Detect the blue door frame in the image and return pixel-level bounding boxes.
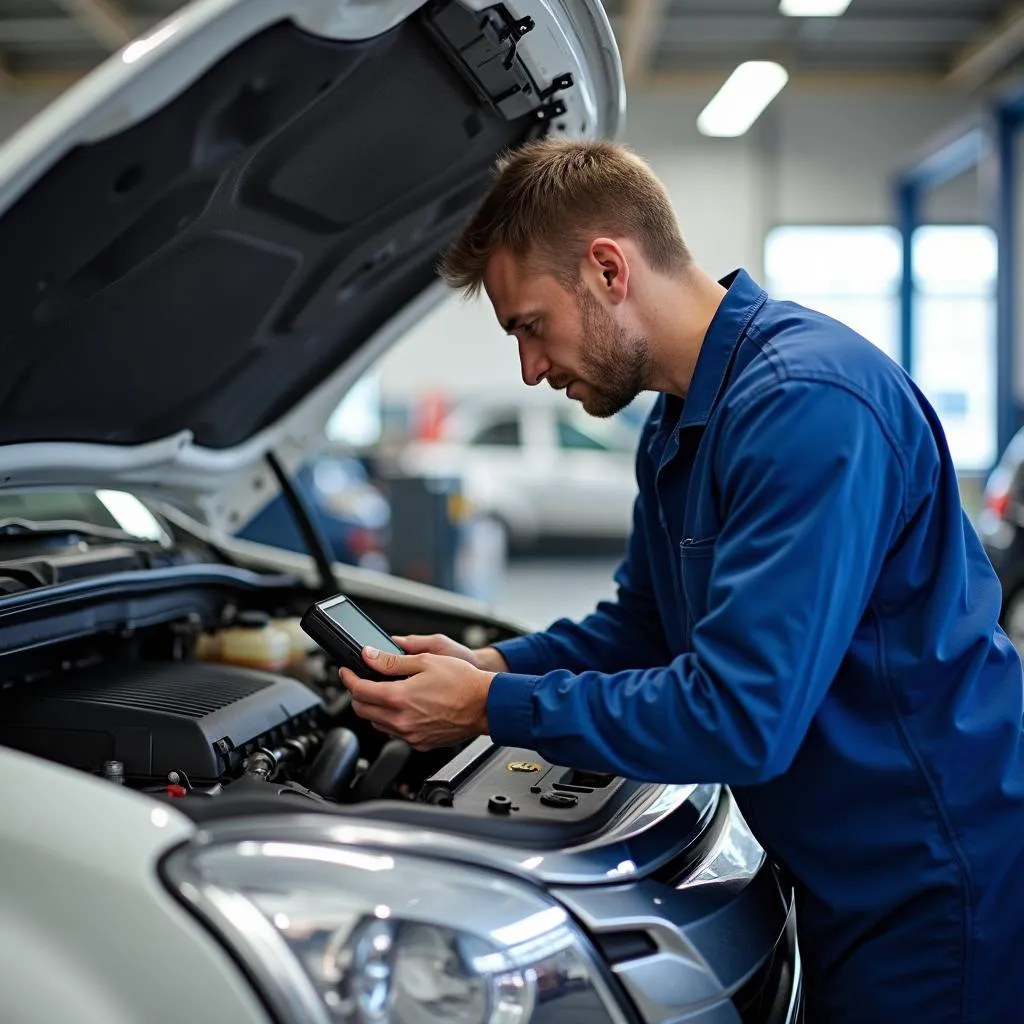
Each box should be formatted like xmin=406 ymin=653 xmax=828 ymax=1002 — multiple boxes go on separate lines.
xmin=895 ymin=98 xmax=1023 ymax=463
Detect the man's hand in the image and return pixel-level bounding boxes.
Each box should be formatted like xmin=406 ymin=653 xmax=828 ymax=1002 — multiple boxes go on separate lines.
xmin=339 ymin=646 xmax=496 ymax=751
xmin=392 ymin=634 xmax=509 ymax=673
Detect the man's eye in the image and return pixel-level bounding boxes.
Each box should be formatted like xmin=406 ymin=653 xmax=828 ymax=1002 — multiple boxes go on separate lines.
xmin=522 ymin=322 xmax=538 ymax=337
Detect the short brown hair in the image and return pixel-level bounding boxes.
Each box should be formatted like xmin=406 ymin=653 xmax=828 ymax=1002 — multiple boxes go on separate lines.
xmin=438 ymin=138 xmax=690 ymax=297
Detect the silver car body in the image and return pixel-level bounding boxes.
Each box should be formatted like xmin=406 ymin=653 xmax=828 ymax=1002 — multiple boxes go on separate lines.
xmin=0 ymin=745 xmax=271 ymax=1024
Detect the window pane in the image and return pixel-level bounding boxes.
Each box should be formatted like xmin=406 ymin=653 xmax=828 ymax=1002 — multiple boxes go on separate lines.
xmin=764 ymin=225 xmax=901 ymax=361
xmin=471 ymin=419 xmax=520 ymax=447
xmin=765 ymin=226 xmax=902 ymax=296
xmin=913 ymin=295 xmax=997 ymax=472
xmin=910 ymin=225 xmax=997 ymax=472
xmin=913 ymin=226 xmax=997 ymax=296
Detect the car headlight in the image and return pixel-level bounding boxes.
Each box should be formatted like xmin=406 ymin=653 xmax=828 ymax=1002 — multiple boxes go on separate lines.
xmin=163 ymin=839 xmax=626 ymax=1024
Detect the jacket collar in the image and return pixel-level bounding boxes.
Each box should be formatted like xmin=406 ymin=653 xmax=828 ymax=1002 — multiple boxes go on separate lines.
xmin=679 ymin=268 xmax=767 ymax=429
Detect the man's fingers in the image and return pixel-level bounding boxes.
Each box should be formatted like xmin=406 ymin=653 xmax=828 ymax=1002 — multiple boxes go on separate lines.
xmin=391 ymin=634 xmax=447 ymax=655
xmin=339 ymin=668 xmax=401 ymax=708
xmin=351 ymin=698 xmax=399 ymax=733
xmin=351 ymin=698 xmax=416 ymax=744
xmin=362 ymin=646 xmax=425 ymax=676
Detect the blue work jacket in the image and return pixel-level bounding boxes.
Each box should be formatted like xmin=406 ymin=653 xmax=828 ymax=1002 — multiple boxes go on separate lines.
xmin=488 ymin=269 xmax=1024 ymax=1023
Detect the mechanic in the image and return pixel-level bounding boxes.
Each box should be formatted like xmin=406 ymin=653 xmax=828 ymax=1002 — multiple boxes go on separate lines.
xmin=340 ymin=139 xmax=1024 ymax=1023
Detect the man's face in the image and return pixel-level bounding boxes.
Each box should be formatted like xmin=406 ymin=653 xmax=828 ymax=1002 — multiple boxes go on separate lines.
xmin=482 ymin=247 xmax=649 ymax=419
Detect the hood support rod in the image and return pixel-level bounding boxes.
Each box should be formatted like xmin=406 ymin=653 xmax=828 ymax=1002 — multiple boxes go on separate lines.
xmin=265 ymin=451 xmax=337 ymax=599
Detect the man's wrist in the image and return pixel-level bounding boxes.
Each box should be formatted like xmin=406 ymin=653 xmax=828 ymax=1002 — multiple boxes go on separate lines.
xmin=474 ymin=646 xmax=509 ymax=672
xmin=475 ymin=670 xmax=496 ymax=735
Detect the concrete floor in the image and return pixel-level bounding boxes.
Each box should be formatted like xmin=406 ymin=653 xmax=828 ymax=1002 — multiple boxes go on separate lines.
xmin=494 ymin=555 xmax=621 ymax=631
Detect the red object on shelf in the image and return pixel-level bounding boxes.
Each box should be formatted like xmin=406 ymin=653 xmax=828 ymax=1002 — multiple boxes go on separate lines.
xmin=414 ymin=392 xmax=449 ymax=441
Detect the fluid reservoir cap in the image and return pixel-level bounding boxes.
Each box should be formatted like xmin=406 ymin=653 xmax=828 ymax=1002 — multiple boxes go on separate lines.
xmin=487 ymin=794 xmax=513 ymax=815
xmin=540 ymin=790 xmax=578 ymax=809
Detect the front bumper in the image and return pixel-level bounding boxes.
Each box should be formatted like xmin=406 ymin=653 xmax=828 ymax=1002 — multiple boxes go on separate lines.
xmin=555 ymin=788 xmax=801 ymax=1024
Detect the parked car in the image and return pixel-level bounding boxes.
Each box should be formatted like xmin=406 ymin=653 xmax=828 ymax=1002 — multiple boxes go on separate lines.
xmin=400 ymin=396 xmax=648 ymax=550
xmin=237 ymin=454 xmax=390 ymax=570
xmin=979 ymin=428 xmax=1024 ymax=650
xmin=0 ymin=3 xmax=801 ymax=1023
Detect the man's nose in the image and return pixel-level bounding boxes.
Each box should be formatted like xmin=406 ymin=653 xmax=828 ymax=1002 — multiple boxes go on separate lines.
xmin=518 ymin=339 xmax=551 ymax=387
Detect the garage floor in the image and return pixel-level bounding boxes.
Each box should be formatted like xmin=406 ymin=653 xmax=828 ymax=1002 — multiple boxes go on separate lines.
xmin=495 ymin=555 xmax=621 ymax=631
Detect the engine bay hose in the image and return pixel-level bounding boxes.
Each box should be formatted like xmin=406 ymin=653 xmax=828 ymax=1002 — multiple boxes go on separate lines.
xmin=305 ymin=727 xmax=361 ymax=800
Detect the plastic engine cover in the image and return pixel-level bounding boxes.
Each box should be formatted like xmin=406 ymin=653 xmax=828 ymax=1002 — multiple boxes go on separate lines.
xmin=0 ymin=661 xmax=322 ymax=783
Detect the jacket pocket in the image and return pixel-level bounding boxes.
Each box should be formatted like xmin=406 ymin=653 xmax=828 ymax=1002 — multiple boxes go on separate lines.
xmin=680 ymin=535 xmax=718 ymax=622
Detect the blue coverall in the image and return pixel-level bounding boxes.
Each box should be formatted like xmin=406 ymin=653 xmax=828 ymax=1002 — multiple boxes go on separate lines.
xmin=487 ymin=270 xmax=1024 ymax=1022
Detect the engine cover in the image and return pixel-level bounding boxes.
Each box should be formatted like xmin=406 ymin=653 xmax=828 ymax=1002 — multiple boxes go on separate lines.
xmin=0 ymin=661 xmax=322 ymax=783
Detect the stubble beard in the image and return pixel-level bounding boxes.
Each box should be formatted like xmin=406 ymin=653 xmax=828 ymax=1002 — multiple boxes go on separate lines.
xmin=573 ymin=288 xmax=651 ymax=418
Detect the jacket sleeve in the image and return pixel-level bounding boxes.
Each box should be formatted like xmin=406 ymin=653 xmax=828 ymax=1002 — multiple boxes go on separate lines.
xmin=486 ymin=379 xmax=907 ymax=785
xmin=492 ymin=415 xmax=673 ymax=677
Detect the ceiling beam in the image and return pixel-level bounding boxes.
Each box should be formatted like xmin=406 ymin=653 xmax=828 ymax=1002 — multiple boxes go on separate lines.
xmin=947 ymin=3 xmax=1024 ymax=90
xmin=619 ymin=0 xmax=669 ymax=86
xmin=49 ymin=0 xmax=134 ymax=51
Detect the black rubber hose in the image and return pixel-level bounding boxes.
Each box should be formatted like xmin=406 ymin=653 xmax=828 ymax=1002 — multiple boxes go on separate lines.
xmin=305 ymin=728 xmax=361 ymax=801
xmin=354 ymin=739 xmax=412 ymax=802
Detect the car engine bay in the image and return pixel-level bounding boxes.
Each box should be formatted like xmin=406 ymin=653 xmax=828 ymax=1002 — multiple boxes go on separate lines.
xmin=0 ymin=578 xmax=640 ymax=838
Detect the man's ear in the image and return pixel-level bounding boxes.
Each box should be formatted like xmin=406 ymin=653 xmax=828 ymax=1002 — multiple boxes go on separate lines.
xmin=585 ymin=238 xmax=629 ymax=304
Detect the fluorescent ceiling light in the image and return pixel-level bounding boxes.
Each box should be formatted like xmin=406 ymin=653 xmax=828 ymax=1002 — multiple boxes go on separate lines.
xmin=697 ymin=61 xmax=789 ymax=138
xmin=779 ymin=0 xmax=852 ymax=15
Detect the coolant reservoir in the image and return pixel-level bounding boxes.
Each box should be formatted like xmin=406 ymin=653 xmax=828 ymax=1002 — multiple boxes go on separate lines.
xmin=193 ymin=631 xmax=222 ymax=662
xmin=271 ymin=616 xmax=318 ymax=681
xmin=218 ymin=611 xmax=291 ymax=673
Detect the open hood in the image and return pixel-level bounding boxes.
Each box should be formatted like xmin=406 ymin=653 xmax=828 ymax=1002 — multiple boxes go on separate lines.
xmin=0 ymin=0 xmax=623 ymax=532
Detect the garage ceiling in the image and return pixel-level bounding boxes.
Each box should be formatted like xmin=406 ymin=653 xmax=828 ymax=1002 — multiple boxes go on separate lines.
xmin=607 ymin=0 xmax=1023 ymax=88
xmin=0 ymin=0 xmax=1019 ymax=94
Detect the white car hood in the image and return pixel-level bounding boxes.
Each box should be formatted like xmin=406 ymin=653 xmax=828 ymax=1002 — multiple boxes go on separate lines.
xmin=0 ymin=0 xmax=623 ymax=533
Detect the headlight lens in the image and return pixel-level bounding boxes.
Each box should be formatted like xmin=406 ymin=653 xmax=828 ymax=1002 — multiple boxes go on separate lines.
xmin=164 ymin=838 xmax=624 ymax=1024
